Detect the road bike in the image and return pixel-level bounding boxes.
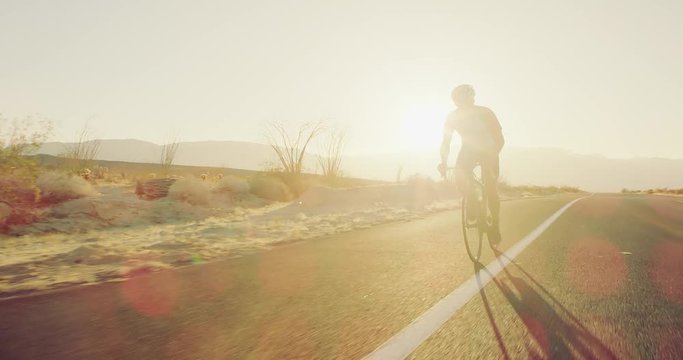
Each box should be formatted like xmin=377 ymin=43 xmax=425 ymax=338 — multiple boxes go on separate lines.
xmin=447 ymin=164 xmax=495 ymax=262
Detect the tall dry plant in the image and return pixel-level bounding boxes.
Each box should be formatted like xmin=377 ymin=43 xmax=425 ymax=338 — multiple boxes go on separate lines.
xmin=396 ymin=165 xmax=404 ymax=183
xmin=160 ymin=137 xmax=180 ymax=172
xmin=266 ymin=121 xmax=323 ymax=174
xmin=63 ymin=124 xmax=100 ymax=171
xmin=317 ymin=128 xmax=346 ymax=178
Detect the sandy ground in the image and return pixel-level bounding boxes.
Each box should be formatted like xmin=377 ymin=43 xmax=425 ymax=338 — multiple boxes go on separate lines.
xmin=0 ymin=182 xmax=460 ymax=296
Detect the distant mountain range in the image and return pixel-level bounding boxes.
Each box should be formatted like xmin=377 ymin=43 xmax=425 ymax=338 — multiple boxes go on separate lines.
xmin=343 ymin=148 xmax=683 ymax=192
xmin=36 ymin=139 xmax=683 ymax=192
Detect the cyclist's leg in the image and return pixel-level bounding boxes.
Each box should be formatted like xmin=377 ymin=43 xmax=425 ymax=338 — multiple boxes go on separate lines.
xmin=483 ymin=154 xmax=501 ymax=245
xmin=456 ymin=149 xmax=481 ymax=224
xmin=483 ymin=155 xmax=500 ymax=224
xmin=454 ymin=148 xmax=477 ymax=197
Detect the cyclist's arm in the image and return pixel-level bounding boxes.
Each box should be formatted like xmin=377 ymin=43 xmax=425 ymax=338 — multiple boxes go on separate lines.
xmin=487 ymin=109 xmax=504 ymax=153
xmin=440 ymin=118 xmax=456 ymax=169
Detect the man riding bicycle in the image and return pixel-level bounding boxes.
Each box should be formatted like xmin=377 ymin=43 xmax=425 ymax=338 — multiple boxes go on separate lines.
xmin=438 ymin=84 xmax=505 ymax=245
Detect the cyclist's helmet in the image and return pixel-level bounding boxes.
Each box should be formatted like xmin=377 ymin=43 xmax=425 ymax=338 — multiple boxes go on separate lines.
xmin=451 ymin=84 xmax=475 ymax=104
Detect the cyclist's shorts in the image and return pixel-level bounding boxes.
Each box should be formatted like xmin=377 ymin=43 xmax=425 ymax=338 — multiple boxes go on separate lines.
xmin=455 ymin=147 xmax=500 ymax=181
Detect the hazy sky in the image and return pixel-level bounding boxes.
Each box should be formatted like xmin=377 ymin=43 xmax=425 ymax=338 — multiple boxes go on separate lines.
xmin=1 ymin=0 xmax=682 ymax=157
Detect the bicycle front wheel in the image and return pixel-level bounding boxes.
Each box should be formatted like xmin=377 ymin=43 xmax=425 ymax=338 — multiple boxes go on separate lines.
xmin=461 ymin=195 xmax=483 ymax=262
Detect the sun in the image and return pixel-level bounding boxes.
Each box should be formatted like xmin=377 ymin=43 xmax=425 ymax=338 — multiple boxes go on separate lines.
xmin=400 ymin=103 xmax=451 ymax=151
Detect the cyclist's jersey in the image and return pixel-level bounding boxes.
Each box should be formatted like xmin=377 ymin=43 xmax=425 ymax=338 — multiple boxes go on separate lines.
xmin=444 ymin=105 xmax=502 ymax=154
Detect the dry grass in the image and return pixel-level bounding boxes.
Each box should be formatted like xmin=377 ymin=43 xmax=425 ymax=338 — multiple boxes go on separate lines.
xmin=36 ymin=171 xmax=98 ymax=205
xmin=266 ymin=120 xmax=323 ymax=175
xmin=2 ymin=169 xmax=97 ymax=227
xmin=61 ymin=125 xmax=100 ymax=172
xmin=248 ymin=176 xmax=293 ymax=202
xmin=160 ymin=137 xmax=180 ymax=172
xmin=213 ymin=175 xmax=250 ymax=194
xmin=168 ymin=177 xmax=211 ymax=205
xmin=498 ymin=181 xmax=582 ymax=196
xmin=622 ymin=187 xmax=683 ymax=195
xmin=317 ymin=128 xmax=346 ymax=179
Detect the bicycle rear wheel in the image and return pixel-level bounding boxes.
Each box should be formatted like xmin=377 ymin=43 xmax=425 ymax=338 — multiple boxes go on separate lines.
xmin=461 ymin=193 xmax=483 ymax=262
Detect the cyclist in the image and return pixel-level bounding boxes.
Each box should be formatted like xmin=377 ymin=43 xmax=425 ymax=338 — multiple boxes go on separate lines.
xmin=438 ymin=84 xmax=505 ymax=245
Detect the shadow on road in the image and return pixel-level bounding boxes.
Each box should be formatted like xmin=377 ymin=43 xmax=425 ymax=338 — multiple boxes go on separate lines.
xmin=474 ymin=254 xmax=618 ymax=359
xmin=474 ymin=262 xmax=510 ymax=360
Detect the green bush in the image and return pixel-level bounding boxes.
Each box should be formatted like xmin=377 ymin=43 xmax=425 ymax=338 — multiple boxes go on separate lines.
xmin=0 ymin=116 xmax=52 ymax=229
xmin=1 ymin=116 xmax=51 ymax=180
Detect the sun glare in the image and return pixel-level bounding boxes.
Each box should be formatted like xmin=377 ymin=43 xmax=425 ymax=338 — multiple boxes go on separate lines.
xmin=400 ymin=103 xmax=451 ymax=151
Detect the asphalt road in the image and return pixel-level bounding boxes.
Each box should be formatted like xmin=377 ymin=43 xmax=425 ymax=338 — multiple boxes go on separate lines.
xmin=1 ymin=194 xmax=682 ymax=359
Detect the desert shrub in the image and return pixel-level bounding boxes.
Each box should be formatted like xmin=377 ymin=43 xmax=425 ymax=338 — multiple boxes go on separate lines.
xmin=279 ymin=172 xmax=314 ymax=196
xmin=91 ymin=166 xmax=110 ymax=180
xmin=0 ymin=174 xmax=38 ymax=207
xmin=0 ymin=175 xmax=40 ymax=230
xmin=0 ymin=205 xmax=38 ymax=228
xmin=545 ymin=186 xmax=560 ymax=194
xmin=0 ymin=116 xmax=55 ymax=230
xmin=136 ymin=178 xmax=176 ymax=200
xmin=497 ymin=182 xmax=582 ymax=196
xmin=405 ymin=173 xmax=435 ymax=184
xmin=405 ymin=173 xmax=440 ymax=190
xmin=168 ymin=177 xmax=211 ymax=205
xmin=497 ymin=180 xmax=513 ymax=191
xmin=320 ymin=176 xmax=349 ymax=188
xmin=559 ymin=186 xmax=581 ymax=193
xmin=259 ymin=171 xmax=314 ymax=196
xmin=0 ymin=202 xmax=11 ymax=224
xmin=36 ymin=171 xmax=98 ymax=205
xmin=213 ymin=175 xmax=250 ymax=194
xmin=249 ymin=176 xmax=293 ymax=202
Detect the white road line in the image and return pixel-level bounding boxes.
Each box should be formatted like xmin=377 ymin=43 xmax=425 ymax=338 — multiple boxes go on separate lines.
xmin=363 ymin=196 xmax=590 ymax=360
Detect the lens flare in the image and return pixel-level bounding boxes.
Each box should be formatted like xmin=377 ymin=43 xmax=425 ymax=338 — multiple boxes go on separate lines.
xmin=648 ymin=241 xmax=683 ymax=303
xmin=646 ymin=198 xmax=683 ymax=223
xmin=120 ymin=268 xmax=181 ymax=317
